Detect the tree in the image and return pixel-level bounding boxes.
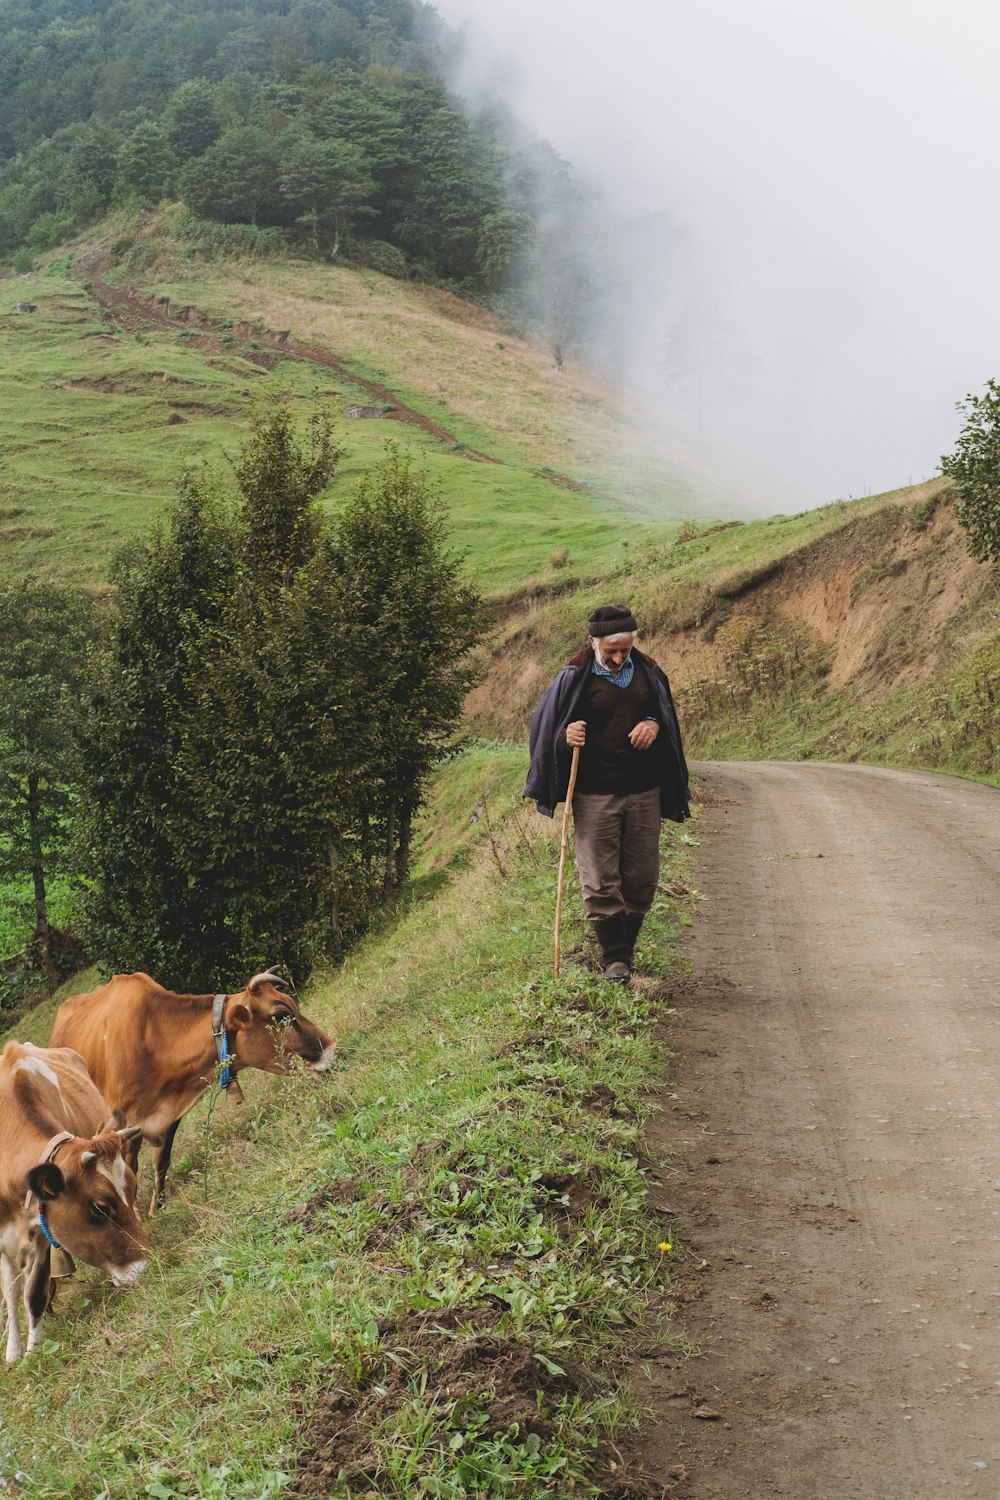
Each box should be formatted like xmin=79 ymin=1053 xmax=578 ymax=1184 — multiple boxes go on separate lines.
xmin=115 ymin=119 xmax=176 ymax=203
xmin=276 ymin=128 xmax=375 ymax=255
xmin=78 ymin=400 xmax=346 ymax=988
xmin=332 ymin=447 xmax=486 ymax=890
xmin=0 ymin=583 xmax=97 ymax=974
xmin=65 ymin=120 xmax=122 ymax=208
xmin=941 ymin=380 xmax=1000 ymax=565
xmin=163 ymin=78 xmax=221 ymax=162
xmin=476 ymin=209 xmax=531 ymax=292
xmin=532 ymin=230 xmax=592 ymax=374
xmin=77 ymin=479 xmax=240 ymax=986
xmin=179 ymin=125 xmax=281 ymax=225
xmin=391 ymin=99 xmax=498 ymax=280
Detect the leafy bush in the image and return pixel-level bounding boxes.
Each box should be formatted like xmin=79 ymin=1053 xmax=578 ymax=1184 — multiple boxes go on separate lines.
xmin=360 ymin=239 xmax=409 ymax=278
xmin=171 ymin=210 xmax=285 ymax=262
xmin=947 ymin=635 xmax=1000 ymax=773
xmin=942 ymin=379 xmax=1000 ymax=564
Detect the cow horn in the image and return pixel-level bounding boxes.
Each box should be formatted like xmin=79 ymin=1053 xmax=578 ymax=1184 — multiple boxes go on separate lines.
xmin=81 ymin=1151 xmax=96 ymax=1165
xmin=248 ymin=968 xmax=288 ymax=990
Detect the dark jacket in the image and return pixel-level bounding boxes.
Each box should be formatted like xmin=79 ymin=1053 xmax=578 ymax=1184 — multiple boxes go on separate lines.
xmin=523 ymin=648 xmax=690 ymax=821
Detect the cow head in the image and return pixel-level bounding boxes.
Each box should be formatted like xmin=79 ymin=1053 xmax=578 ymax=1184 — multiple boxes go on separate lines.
xmin=27 ymin=1125 xmax=149 ymax=1285
xmin=225 ymin=971 xmax=336 ymax=1078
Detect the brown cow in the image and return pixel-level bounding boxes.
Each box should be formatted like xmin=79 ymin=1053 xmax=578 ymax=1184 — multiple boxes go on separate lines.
xmin=49 ymin=969 xmax=336 ymax=1213
xmin=0 ymin=1041 xmax=148 ymax=1362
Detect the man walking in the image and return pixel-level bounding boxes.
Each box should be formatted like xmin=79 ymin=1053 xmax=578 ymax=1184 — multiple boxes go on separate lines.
xmin=524 ymin=604 xmax=689 ymax=981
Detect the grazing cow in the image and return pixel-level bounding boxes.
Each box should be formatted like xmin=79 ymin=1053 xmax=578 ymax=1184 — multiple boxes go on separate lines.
xmin=49 ymin=970 xmax=336 ymax=1212
xmin=0 ymin=1041 xmax=148 ymax=1362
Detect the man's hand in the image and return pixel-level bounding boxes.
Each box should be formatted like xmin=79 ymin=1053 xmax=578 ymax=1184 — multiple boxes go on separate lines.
xmin=566 ymin=720 xmax=587 ymax=747
xmin=629 ymin=720 xmax=659 ymax=751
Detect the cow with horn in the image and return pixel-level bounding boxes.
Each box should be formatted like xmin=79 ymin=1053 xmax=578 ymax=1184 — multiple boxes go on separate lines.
xmin=49 ymin=969 xmax=336 ymax=1213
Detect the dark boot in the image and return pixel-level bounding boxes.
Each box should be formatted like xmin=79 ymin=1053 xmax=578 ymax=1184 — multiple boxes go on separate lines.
xmin=593 ymin=914 xmax=632 ymax=983
xmin=623 ymin=911 xmax=645 ymax=967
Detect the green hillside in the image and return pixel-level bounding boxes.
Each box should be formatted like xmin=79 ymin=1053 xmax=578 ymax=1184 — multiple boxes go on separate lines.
xmin=0 ymin=232 xmax=758 ymax=598
xmin=2 ymin=224 xmax=998 ymax=1497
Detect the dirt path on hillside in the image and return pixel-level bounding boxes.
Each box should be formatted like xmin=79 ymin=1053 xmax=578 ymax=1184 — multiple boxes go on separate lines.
xmin=74 ymin=250 xmax=590 ymax=495
xmin=75 ymin=247 xmax=475 ymax=445
xmin=637 ymin=761 xmax=1000 ymax=1499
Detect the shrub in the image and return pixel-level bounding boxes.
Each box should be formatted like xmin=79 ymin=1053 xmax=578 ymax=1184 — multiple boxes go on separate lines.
xmin=360 ymin=239 xmax=409 ymax=278
xmin=947 ymin=635 xmax=1000 ymax=773
xmin=942 ymin=379 xmax=1000 ymax=564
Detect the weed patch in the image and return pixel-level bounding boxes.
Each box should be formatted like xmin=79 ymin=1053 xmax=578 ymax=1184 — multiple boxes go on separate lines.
xmin=290 ymin=1314 xmax=574 ymax=1497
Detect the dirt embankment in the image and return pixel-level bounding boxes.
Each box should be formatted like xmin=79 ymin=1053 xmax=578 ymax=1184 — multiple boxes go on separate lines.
xmin=463 ymin=486 xmax=996 ymax=743
xmin=655 ymin=486 xmax=985 ymax=693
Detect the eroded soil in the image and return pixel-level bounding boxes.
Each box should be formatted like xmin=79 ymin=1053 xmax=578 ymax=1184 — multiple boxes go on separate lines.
xmin=637 ymin=761 xmax=1000 ymax=1498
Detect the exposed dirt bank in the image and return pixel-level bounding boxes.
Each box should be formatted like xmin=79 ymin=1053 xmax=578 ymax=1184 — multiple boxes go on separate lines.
xmin=639 ymin=761 xmax=1000 ymax=1498
xmin=649 ymin=490 xmax=987 ymax=695
xmin=464 ymin=492 xmax=999 ymax=748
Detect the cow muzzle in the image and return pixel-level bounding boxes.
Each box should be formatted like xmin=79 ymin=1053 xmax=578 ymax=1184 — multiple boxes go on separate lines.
xmin=309 ymin=1045 xmax=337 ymax=1075
xmin=110 ymin=1259 xmax=147 ymax=1288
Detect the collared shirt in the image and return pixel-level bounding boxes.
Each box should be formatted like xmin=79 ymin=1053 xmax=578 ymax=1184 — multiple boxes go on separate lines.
xmin=591 ymin=653 xmax=634 ymax=688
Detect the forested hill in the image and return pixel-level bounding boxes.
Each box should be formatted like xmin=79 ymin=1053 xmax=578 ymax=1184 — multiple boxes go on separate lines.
xmin=0 ymin=0 xmax=560 ymax=306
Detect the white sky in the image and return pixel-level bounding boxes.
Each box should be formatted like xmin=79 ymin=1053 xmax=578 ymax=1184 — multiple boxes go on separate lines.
xmin=430 ymin=0 xmax=1000 ymax=507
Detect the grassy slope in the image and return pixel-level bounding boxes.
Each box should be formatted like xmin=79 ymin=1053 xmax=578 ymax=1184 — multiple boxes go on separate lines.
xmin=0 ymin=222 xmax=762 ymax=601
xmin=0 ymin=748 xmax=697 ymax=1498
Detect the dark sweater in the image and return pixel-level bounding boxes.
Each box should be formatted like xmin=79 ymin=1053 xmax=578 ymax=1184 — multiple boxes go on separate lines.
xmin=574 ymin=670 xmax=661 ymax=795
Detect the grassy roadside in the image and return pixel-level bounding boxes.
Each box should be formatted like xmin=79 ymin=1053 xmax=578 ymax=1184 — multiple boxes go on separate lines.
xmin=0 ymin=746 xmax=697 ymax=1498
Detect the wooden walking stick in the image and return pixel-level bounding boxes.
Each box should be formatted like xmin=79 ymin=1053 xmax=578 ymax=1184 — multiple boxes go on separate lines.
xmin=554 ymin=743 xmax=581 ymax=978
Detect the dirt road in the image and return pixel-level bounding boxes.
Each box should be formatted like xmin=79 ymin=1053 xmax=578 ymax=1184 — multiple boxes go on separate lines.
xmin=638 ymin=761 xmax=1000 ymax=1499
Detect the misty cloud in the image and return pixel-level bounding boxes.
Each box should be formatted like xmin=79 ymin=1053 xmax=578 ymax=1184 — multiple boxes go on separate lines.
xmin=429 ymin=0 xmax=1000 ymax=509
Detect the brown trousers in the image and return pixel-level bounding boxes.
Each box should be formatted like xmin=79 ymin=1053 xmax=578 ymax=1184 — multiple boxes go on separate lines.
xmin=572 ymin=787 xmax=662 ymax=921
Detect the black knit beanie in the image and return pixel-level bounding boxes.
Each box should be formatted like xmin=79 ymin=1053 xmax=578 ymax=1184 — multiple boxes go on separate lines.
xmin=587 ymin=603 xmax=638 ymax=637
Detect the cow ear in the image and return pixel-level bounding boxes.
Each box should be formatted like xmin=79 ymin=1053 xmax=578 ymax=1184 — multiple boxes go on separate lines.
xmin=27 ymin=1162 xmax=65 ymax=1201
xmin=227 ymin=1001 xmax=253 ymax=1030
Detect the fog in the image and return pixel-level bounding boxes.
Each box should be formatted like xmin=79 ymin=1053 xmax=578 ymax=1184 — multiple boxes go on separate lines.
xmin=430 ymin=0 xmax=1000 ymax=511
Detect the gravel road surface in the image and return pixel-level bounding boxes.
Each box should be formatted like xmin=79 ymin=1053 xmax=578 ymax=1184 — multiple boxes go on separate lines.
xmin=638 ymin=761 xmax=1000 ymax=1499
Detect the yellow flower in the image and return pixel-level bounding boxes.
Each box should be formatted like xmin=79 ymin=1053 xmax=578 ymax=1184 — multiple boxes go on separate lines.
xmin=658 ymin=1240 xmax=673 ymax=1253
